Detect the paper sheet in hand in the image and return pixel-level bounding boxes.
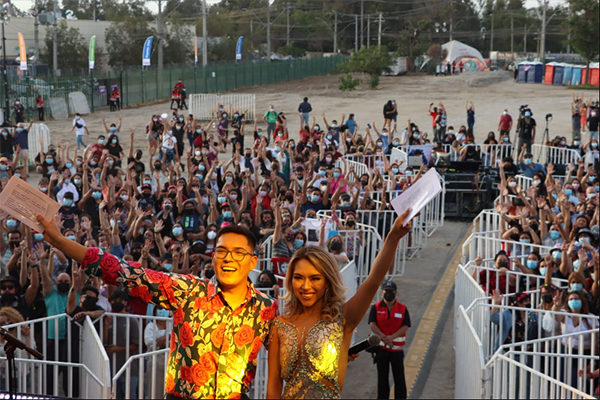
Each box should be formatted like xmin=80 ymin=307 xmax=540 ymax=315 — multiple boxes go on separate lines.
xmin=391 ymin=169 xmax=442 ymax=223
xmin=0 ymin=176 xmax=61 ymax=232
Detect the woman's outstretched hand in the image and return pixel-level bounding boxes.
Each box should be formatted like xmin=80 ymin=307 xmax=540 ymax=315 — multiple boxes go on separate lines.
xmin=390 ymin=209 xmax=412 ymax=239
xmin=37 ymin=214 xmax=65 ymax=248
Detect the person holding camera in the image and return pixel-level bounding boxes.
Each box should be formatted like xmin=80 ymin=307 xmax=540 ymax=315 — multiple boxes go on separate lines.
xmin=517 ymin=108 xmax=536 ymax=158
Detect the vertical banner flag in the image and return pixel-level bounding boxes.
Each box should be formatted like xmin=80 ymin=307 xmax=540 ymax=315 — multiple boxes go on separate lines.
xmin=236 ymin=36 xmax=244 ymax=61
xmin=89 ymin=35 xmax=96 ymax=70
xmin=142 ymin=36 xmax=154 ymax=67
xmin=18 ymin=33 xmax=27 ymax=71
xmin=195 ymin=37 xmax=198 ymax=64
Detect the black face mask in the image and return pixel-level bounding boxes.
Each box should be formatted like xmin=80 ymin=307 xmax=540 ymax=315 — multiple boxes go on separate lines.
xmin=330 ymin=241 xmax=341 ymax=251
xmin=82 ymin=297 xmax=98 ymax=310
xmin=131 ymin=251 xmax=142 ymax=260
xmin=169 ymin=193 xmax=177 ymax=199
xmin=285 ymin=195 xmax=294 ymax=202
xmin=541 ymin=293 xmax=553 ymax=304
xmin=1 ymin=293 xmax=17 ymax=304
xmin=587 ymin=210 xmax=595 ymax=217
xmin=57 ymin=282 xmax=71 ymax=294
xmin=497 ymin=261 xmax=509 ymax=269
xmin=346 ymin=220 xmax=356 ymax=227
xmin=111 ymin=302 xmax=126 ymax=313
xmin=245 ymin=153 xmax=252 ymax=158
xmin=256 ymin=281 xmax=274 ymax=289
xmin=142 ymin=192 xmax=151 ymax=198
xmin=204 ymin=269 xmax=215 ymax=279
xmin=8 ymin=241 xmax=20 ymax=249
xmin=383 ymin=291 xmax=396 ymax=302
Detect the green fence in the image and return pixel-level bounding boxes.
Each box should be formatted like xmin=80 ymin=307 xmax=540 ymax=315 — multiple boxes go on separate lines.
xmin=3 ymin=56 xmax=345 ymax=120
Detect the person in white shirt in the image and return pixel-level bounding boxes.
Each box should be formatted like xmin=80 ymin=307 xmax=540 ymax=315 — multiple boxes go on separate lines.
xmin=160 ymin=130 xmax=178 ymax=165
xmin=71 ymin=113 xmax=90 ymax=150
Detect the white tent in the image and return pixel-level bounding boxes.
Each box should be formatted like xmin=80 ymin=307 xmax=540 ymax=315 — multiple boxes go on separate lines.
xmin=441 ymin=40 xmax=486 ymax=65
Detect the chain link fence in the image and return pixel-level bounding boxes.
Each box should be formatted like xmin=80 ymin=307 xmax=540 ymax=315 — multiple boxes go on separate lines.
xmin=1 ymin=56 xmax=345 ymax=121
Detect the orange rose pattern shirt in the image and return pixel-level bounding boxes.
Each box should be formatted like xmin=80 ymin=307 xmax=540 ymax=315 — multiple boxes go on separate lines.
xmin=81 ymin=247 xmax=278 ymax=399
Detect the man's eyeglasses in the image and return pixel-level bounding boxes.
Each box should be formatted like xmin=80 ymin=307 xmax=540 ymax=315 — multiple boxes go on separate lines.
xmin=1 ymin=285 xmax=15 ymax=291
xmin=214 ymin=248 xmax=255 ymax=261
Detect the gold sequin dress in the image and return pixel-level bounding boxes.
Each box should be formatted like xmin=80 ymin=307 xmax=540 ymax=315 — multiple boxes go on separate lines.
xmin=274 ymin=315 xmax=344 ymax=399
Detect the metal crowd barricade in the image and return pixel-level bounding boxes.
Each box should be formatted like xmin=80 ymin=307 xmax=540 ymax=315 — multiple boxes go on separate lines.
xmin=338 ymin=158 xmax=370 ymax=183
xmin=111 ymin=348 xmax=169 ymax=399
xmin=481 ymin=143 xmax=515 ymax=166
xmin=532 ymin=144 xmax=582 ymax=166
xmin=26 ymin=123 xmax=51 ymax=167
xmin=584 ymin=149 xmax=598 ymax=167
xmin=472 ymin=209 xmax=502 ymax=235
xmin=189 ymin=93 xmax=256 ymax=121
xmin=454 ymin=305 xmax=486 ymax=399
xmin=454 ymin=263 xmax=486 ymax=319
xmin=461 ymin=232 xmax=554 ymax=266
xmin=516 ymin=174 xmax=533 ymax=190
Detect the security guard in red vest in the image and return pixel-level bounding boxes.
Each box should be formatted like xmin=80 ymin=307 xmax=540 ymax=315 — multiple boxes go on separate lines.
xmin=368 ymin=280 xmax=411 ymax=399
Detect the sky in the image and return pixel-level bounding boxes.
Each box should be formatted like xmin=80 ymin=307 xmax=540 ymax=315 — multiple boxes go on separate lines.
xmin=10 ymin=0 xmax=568 ymax=18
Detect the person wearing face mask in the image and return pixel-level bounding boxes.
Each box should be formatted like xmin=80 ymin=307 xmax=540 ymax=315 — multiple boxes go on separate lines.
xmin=516 ymin=109 xmax=536 ymax=157
xmin=104 ymin=290 xmax=141 ymax=399
xmin=179 ymin=198 xmax=205 ymax=241
xmin=512 ymin=251 xmax=542 ymax=282
xmin=321 ymin=234 xmax=349 ymax=267
xmin=264 ymin=105 xmax=278 ymax=140
xmin=144 ymin=305 xmax=172 ymax=398
xmin=100 ymin=114 xmax=122 ymax=136
xmin=517 ymin=151 xmax=546 ymax=179
xmin=12 ymin=99 xmax=25 ymax=123
xmin=566 ymin=271 xmax=597 ymax=315
xmin=57 ymin=192 xmax=80 ymax=230
xmin=369 ymin=280 xmax=411 ymax=400
xmin=498 ymin=109 xmax=513 ymax=136
xmin=0 ymin=272 xmax=39 ymax=321
xmin=71 ymin=113 xmax=90 ymax=150
xmin=490 ymin=290 xmax=538 ymax=353
xmin=272 ymin=197 xmax=297 ymax=259
xmin=587 ymin=108 xmax=599 ymax=141
xmin=472 ymin=251 xmax=516 ymax=295
xmin=553 ymin=289 xmax=599 ymax=387
xmin=0 ymin=128 xmax=14 ymax=161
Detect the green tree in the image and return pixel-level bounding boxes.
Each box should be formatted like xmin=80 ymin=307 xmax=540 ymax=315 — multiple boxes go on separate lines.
xmin=163 ymin=15 xmax=194 ymax=64
xmin=564 ymin=0 xmax=599 ymax=83
xmin=341 ymin=46 xmax=393 ymax=88
xmin=105 ymin=17 xmax=157 ymax=67
xmin=40 ymin=21 xmax=88 ymax=71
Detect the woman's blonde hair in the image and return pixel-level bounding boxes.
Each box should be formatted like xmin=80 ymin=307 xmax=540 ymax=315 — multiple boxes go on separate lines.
xmin=0 ymin=307 xmax=25 ymax=325
xmin=282 ymin=246 xmax=346 ymax=323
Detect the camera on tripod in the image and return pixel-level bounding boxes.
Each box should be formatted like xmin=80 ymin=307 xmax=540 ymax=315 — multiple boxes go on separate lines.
xmin=546 ymin=113 xmax=553 ymax=121
xmin=519 ymin=105 xmax=529 ymax=112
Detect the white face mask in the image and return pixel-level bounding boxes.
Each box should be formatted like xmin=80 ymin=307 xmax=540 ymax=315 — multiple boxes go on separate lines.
xmin=195 ymin=150 xmax=201 ymax=156
xmin=207 ymin=231 xmax=217 ymax=240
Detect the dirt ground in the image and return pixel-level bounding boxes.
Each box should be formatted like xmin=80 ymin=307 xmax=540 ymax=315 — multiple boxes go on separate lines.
xmin=38 ymin=70 xmax=598 ymax=170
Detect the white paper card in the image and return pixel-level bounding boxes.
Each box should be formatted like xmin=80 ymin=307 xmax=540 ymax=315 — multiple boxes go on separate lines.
xmin=391 ymin=168 xmax=443 ymax=223
xmin=0 ymin=176 xmax=61 ymax=232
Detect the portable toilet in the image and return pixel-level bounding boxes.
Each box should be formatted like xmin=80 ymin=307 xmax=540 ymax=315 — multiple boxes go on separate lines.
xmin=517 ymin=62 xmax=529 ymax=83
xmin=589 ymin=62 xmax=600 ymax=86
xmin=544 ymin=62 xmax=555 ymax=84
xmin=527 ymin=62 xmax=543 ymax=83
xmin=552 ymin=63 xmax=564 ymax=85
xmin=582 ymin=68 xmax=588 ymax=84
xmin=563 ymin=64 xmax=573 ymax=86
xmin=571 ymin=66 xmax=583 ymax=85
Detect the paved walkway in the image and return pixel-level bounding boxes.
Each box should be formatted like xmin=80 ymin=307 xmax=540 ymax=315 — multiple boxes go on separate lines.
xmin=343 ymin=221 xmax=470 ymax=399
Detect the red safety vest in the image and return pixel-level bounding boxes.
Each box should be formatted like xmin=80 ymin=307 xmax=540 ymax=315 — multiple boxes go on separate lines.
xmin=375 ymin=300 xmax=407 ymax=352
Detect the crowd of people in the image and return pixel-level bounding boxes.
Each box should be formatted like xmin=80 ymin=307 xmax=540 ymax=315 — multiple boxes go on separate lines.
xmin=0 ymin=88 xmax=597 ymax=398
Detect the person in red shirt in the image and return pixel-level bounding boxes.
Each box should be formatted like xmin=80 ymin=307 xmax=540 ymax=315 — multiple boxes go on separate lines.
xmin=428 ymin=103 xmax=441 ymax=142
xmin=36 ymin=95 xmax=44 ymax=121
xmin=498 ymin=109 xmax=513 ymax=136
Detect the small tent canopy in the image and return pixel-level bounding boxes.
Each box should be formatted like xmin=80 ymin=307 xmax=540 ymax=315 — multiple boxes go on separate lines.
xmin=441 ymin=40 xmax=486 ymax=65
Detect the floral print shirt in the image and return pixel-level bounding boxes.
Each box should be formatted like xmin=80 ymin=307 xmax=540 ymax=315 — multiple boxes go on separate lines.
xmin=81 ymin=247 xmax=278 ymax=399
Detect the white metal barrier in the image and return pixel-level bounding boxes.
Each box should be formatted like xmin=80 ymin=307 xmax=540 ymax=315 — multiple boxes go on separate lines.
xmin=454 ymin=263 xmax=486 ymax=319
xmin=472 ymin=209 xmax=502 ymax=236
xmin=532 ymin=144 xmax=582 ymax=166
xmin=24 ymin=123 xmax=51 ymax=167
xmin=391 ymin=147 xmax=408 ymax=172
xmin=111 ymin=348 xmax=169 ymax=399
xmin=81 ymin=315 xmax=111 ymax=399
xmin=189 ymin=93 xmax=256 ymax=121
xmin=461 ymin=232 xmax=554 ymax=266
xmin=338 ymin=158 xmax=370 ymax=182
xmin=454 ymin=305 xmax=486 ymax=399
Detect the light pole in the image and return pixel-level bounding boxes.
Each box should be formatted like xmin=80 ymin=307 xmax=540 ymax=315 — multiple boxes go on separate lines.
xmin=316 ymin=16 xmax=338 ymax=53
xmin=243 ymin=5 xmax=288 ymax=61
xmin=1 ymin=2 xmax=10 ymax=126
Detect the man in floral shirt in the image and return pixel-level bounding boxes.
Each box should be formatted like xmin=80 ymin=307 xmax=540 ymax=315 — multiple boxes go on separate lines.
xmin=37 ymin=216 xmax=277 ymax=399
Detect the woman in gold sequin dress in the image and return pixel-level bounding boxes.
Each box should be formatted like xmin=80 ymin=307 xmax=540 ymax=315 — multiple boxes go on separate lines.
xmin=267 ymin=210 xmax=413 ymax=399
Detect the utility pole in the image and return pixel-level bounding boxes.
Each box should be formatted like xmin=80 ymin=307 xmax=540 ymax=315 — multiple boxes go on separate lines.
xmin=523 ymin=24 xmax=527 ymax=54
xmin=360 ymin=0 xmax=364 ymax=47
xmin=157 ymin=0 xmax=163 ymax=69
xmin=355 ymin=14 xmax=359 ymax=52
xmin=267 ymin=3 xmax=271 ymax=61
xmin=52 ymin=0 xmax=58 ymax=74
xmin=490 ymin=12 xmax=494 ymax=56
xmin=202 ymin=0 xmax=207 ymax=66
xmin=286 ymin=1 xmax=290 ymax=46
xmin=34 ymin=0 xmax=39 ymax=61
xmin=540 ymin=0 xmax=547 ymax=62
xmin=449 ymin=0 xmax=454 ymax=41
xmin=367 ymin=14 xmax=370 ymax=48
xmin=334 ymin=12 xmax=338 ymax=53
xmin=377 ymin=11 xmax=382 ymax=47
xmin=510 ymin=15 xmax=514 ymax=55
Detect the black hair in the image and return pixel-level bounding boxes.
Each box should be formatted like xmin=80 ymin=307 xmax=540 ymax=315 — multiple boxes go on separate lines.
xmin=257 ymin=270 xmax=277 ymax=285
xmin=81 ymin=285 xmax=99 ymax=297
xmin=111 ymin=289 xmax=129 ymax=301
xmin=494 ymin=250 xmax=508 ymax=262
xmin=214 ymin=224 xmax=257 ymax=252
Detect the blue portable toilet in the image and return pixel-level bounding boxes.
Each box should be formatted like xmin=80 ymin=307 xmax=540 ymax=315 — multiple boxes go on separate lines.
xmin=553 ymin=63 xmax=564 ymax=85
xmin=571 ymin=66 xmax=583 ymax=86
xmin=563 ymin=64 xmax=573 ymax=86
xmin=517 ymin=62 xmax=529 ymax=83
xmin=527 ymin=62 xmax=543 ymax=83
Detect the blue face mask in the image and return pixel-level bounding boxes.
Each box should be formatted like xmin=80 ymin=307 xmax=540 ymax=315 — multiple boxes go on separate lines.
xmin=1 ymin=131 xmax=6 ymax=136
xmin=589 ymin=176 xmax=596 ymax=183
xmin=311 ymin=195 xmax=320 ymax=202
xmin=225 ymin=176 xmax=233 ymax=182
xmin=549 ymin=230 xmax=560 ymax=240
xmin=144 ymin=180 xmax=152 ymax=186
xmin=0 ymin=165 xmax=7 ymax=171
xmin=319 ymin=170 xmax=326 ymax=176
xmin=46 ymin=158 xmax=54 ymax=164
xmin=587 ymin=193 xmax=596 ymax=200
xmin=14 ymin=173 xmax=21 ymax=178
xmin=223 ymin=211 xmax=232 ymax=219
xmin=552 ymin=251 xmax=562 ymax=260
xmin=172 ymin=227 xmax=183 ymax=236
xmin=218 ymin=196 xmax=226 ymax=204
xmin=539 ymin=267 xmax=547 ymax=277
xmin=573 ymin=260 xmax=581 ymax=271
xmin=74 ymin=179 xmax=82 ymax=185
xmin=196 ymin=174 xmax=204 ymax=181
xmin=66 ymin=163 xmax=73 ymax=169
xmin=520 ymin=238 xmax=531 ymax=244
xmin=34 ymin=233 xmax=44 ymax=242
xmin=392 ymin=168 xmax=399 ymax=174
xmin=526 ymin=260 xmax=538 ymax=269
xmin=198 ymin=165 xmax=206 ymax=171
xmin=503 ymin=137 xmax=509 ymax=142
xmin=65 ymin=178 xmax=71 ymax=184
xmin=275 ymin=146 xmax=281 ymax=152
xmin=67 ymin=235 xmax=76 ymax=241
xmin=525 ymin=111 xmax=531 ymax=117
xmin=92 ymin=192 xmax=102 ymax=200
xmin=524 ymin=158 xmax=532 ymax=165
xmin=565 ymin=189 xmax=573 ymax=196
xmin=342 ymin=201 xmax=351 ymax=208
xmin=63 ymin=198 xmax=73 ymax=207
xmin=294 ymin=239 xmax=304 ymax=248
xmin=99 ymin=140 xmax=105 ymax=145
xmin=333 ymin=172 xmax=340 ymax=178
xmin=164 ymin=263 xmax=173 ymax=271
xmin=156 ymin=309 xmax=170 ymax=318
xmin=257 ymin=131 xmax=262 ymax=137
xmin=551 ymin=193 xmax=558 ymax=200
xmin=327 ymin=135 xmax=333 ymax=140
xmin=108 ymin=160 xmax=114 ymax=166
xmin=6 ymin=220 xmax=17 ymax=228
xmin=405 ymin=171 xmax=413 ymax=177
xmin=414 ymin=134 xmax=420 ymax=139
xmin=568 ymin=299 xmax=582 ymax=311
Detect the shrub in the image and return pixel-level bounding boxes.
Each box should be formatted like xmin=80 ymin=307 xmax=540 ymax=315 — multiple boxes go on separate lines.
xmin=339 ymin=74 xmax=360 ymax=91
